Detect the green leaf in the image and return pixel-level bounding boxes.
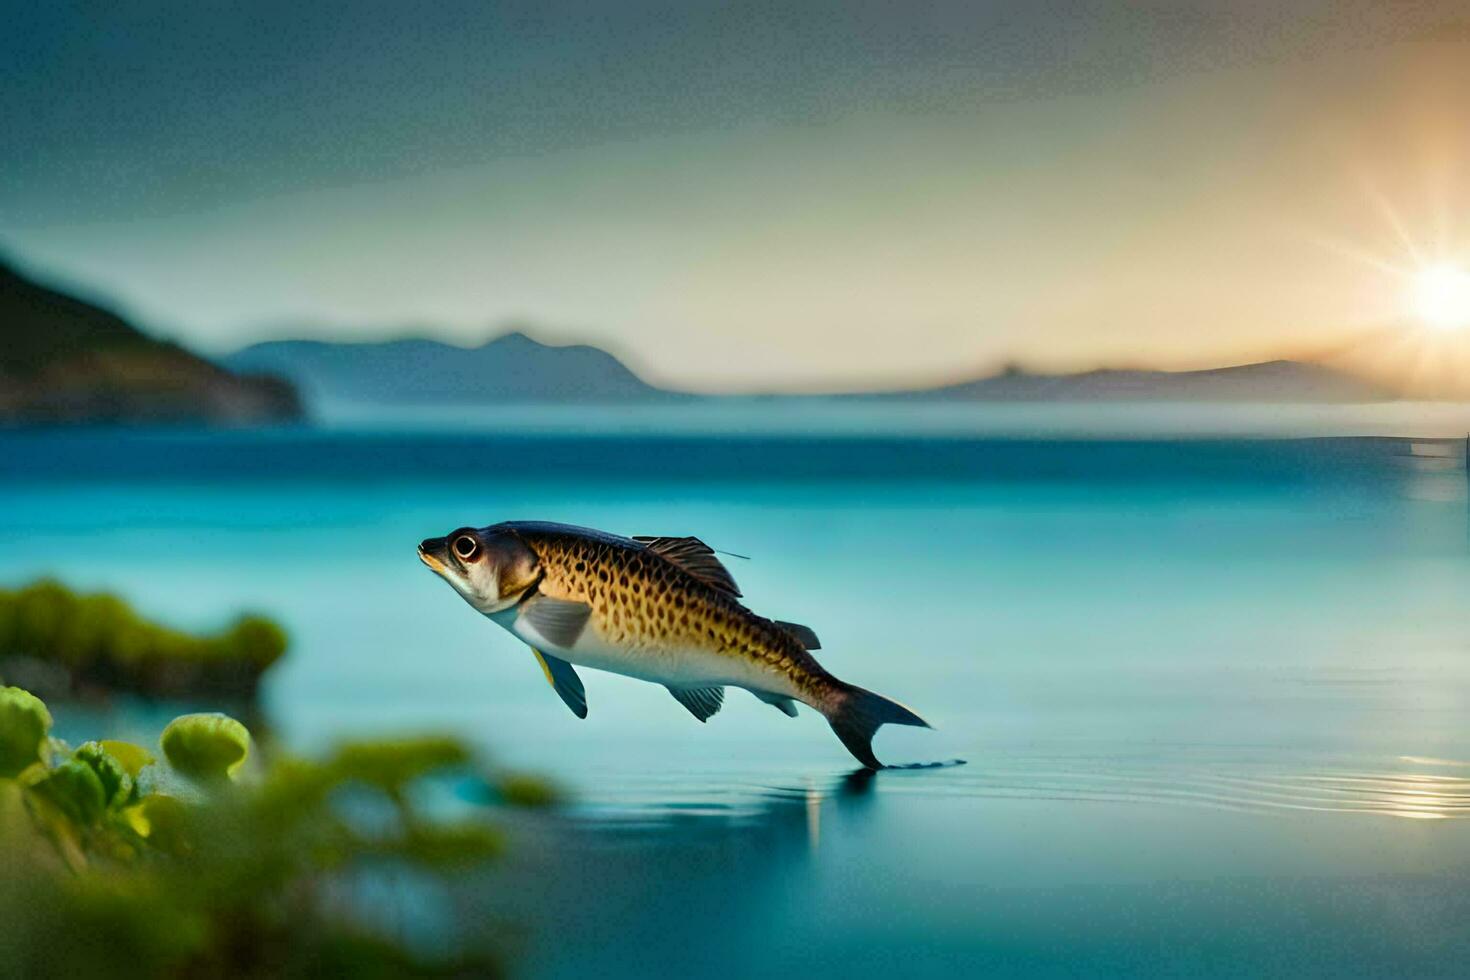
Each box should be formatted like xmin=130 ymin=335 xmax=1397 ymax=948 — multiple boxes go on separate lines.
xmin=98 ymin=740 xmax=154 ymax=779
xmin=0 ymin=686 xmax=52 ymax=778
xmin=33 ymin=758 xmax=107 ymax=825
xmin=160 ymin=714 xmax=250 ymax=781
xmin=73 ymin=742 xmax=135 ymax=809
xmin=138 ymin=794 xmax=191 ymax=854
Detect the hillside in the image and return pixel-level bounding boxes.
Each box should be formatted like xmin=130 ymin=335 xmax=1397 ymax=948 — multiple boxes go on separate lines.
xmin=225 ymin=332 xmax=670 ymax=404
xmin=0 ymin=261 xmax=301 ymax=424
xmin=880 ymin=360 xmax=1393 ymax=403
xmin=226 ymin=330 xmax=1392 ymax=409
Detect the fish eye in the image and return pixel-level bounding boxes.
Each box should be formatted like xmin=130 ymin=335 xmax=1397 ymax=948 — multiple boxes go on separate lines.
xmin=453 ymin=534 xmax=480 ymax=561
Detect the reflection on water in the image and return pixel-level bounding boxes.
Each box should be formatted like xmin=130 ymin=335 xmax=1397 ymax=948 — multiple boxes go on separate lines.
xmin=1404 ymin=440 xmax=1469 ymax=503
xmin=544 ymin=753 xmax=1470 ymax=829
xmin=484 ymin=757 xmax=1470 ymax=979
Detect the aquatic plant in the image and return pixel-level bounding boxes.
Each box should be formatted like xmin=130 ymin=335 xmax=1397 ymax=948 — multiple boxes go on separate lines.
xmin=0 ymin=579 xmax=287 ymax=700
xmin=0 ymin=685 xmax=51 ymax=776
xmin=0 ymin=685 xmax=554 ymax=978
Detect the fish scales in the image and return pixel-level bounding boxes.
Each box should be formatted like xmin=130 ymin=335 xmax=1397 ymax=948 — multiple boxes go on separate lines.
xmin=520 ymin=527 xmax=826 ymax=697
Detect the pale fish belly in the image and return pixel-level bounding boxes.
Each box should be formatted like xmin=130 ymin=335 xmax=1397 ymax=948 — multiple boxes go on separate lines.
xmin=506 ymin=614 xmax=792 ymax=694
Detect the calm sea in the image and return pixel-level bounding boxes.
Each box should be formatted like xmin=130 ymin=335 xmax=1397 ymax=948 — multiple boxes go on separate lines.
xmin=3 ymin=415 xmax=1470 ymax=977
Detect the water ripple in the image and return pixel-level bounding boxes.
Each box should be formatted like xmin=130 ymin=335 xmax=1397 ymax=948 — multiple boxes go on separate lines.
xmin=875 ymin=757 xmax=1470 ymax=820
xmin=561 ymin=754 xmax=1470 ymax=826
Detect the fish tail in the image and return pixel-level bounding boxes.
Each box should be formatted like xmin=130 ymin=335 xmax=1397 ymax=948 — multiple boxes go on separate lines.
xmin=820 ymin=680 xmax=930 ymax=770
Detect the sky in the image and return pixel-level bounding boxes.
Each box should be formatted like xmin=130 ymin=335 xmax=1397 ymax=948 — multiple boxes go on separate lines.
xmin=3 ymin=0 xmax=1470 ymax=392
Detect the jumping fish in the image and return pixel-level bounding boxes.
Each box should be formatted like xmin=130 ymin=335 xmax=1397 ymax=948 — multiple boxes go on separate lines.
xmin=417 ymin=521 xmax=929 ymax=768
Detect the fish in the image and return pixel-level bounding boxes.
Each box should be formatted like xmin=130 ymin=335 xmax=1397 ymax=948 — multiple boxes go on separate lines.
xmin=417 ymin=520 xmax=929 ymax=769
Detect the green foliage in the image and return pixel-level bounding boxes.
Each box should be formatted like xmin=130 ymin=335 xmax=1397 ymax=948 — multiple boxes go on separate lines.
xmin=0 ymin=685 xmax=51 ymax=776
xmin=161 ymin=713 xmax=251 ymax=781
xmin=223 ymin=615 xmax=291 ymax=670
xmin=497 ymin=772 xmax=561 ymax=808
xmin=331 ymin=736 xmax=469 ymax=792
xmin=98 ymin=739 xmax=154 ymax=779
xmin=32 ymin=757 xmax=108 ymax=825
xmin=0 ymin=580 xmax=288 ymax=699
xmin=0 ymin=689 xmax=559 ymax=979
xmin=74 ymin=742 xmax=137 ymax=807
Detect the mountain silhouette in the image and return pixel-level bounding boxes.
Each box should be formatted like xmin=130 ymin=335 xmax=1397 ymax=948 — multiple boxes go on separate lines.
xmin=0 ymin=260 xmax=300 ymax=424
xmin=228 ymin=332 xmax=1393 ymax=407
xmin=225 ymin=333 xmax=669 ymax=404
xmin=868 ymin=360 xmax=1394 ymax=403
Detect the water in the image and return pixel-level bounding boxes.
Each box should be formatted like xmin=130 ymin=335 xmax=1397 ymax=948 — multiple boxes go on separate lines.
xmin=311 ymin=396 xmax=1470 ymax=440
xmin=4 ymin=423 xmax=1470 ymax=976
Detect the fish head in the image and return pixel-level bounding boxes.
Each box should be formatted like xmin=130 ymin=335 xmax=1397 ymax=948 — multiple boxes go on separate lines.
xmin=418 ymin=526 xmax=541 ymax=614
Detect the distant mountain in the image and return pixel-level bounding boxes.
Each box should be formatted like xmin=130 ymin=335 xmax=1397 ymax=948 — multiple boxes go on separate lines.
xmin=0 ymin=261 xmax=301 ymax=424
xmin=227 ymin=331 xmax=1392 ymax=409
xmin=871 ymin=360 xmax=1393 ymax=403
xmin=225 ymin=333 xmax=670 ymax=404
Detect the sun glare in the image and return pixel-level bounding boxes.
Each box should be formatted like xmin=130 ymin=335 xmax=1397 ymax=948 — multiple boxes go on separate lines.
xmin=1411 ymin=263 xmax=1470 ymax=331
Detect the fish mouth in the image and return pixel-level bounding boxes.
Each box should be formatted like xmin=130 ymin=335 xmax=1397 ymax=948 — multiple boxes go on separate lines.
xmin=418 ymin=539 xmax=447 ymax=573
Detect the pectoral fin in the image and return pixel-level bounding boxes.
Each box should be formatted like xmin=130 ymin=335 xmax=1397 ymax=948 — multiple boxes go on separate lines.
xmin=521 ymin=596 xmax=592 ymax=648
xmin=531 ymin=647 xmax=588 ymax=719
xmin=667 ymin=685 xmax=725 ymax=722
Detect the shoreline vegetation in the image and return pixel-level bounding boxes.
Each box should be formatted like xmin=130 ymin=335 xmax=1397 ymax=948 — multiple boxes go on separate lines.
xmin=0 ymin=685 xmax=555 ymax=977
xmin=0 ymin=580 xmax=287 ymax=703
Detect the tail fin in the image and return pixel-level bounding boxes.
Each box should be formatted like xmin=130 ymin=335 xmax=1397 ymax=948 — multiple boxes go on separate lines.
xmin=824 ymin=683 xmax=931 ymax=770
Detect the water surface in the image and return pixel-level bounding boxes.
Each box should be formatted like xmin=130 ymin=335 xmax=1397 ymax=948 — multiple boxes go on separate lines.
xmin=3 ymin=425 xmax=1469 ymax=976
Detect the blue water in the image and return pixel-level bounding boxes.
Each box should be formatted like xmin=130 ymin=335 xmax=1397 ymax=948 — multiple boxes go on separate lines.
xmin=4 ymin=426 xmax=1470 ymax=977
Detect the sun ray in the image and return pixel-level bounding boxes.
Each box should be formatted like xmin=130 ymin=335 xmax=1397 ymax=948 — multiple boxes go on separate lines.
xmin=1297 ymin=231 xmax=1409 ymax=279
xmin=1302 ymin=160 xmax=1470 ymax=399
xmin=1357 ymin=173 xmax=1425 ymax=265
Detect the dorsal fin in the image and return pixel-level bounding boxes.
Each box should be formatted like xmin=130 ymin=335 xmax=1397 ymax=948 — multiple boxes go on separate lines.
xmin=773 ymin=620 xmax=821 ymax=649
xmin=632 ymin=535 xmax=742 ymax=597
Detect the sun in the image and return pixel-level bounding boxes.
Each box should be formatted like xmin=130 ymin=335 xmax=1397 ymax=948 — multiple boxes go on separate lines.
xmin=1411 ymin=263 xmax=1470 ymax=331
